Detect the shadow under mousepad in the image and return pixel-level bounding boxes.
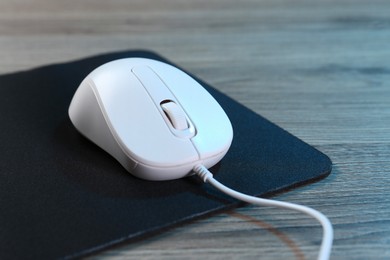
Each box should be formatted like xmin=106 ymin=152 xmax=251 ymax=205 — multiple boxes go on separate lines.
xmin=0 ymin=50 xmax=331 ymax=259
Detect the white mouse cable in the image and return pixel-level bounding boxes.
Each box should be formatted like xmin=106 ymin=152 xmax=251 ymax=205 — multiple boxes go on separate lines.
xmin=193 ymin=164 xmax=333 ymax=260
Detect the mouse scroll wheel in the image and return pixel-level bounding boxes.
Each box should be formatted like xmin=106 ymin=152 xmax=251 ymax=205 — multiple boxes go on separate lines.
xmin=161 ymin=102 xmax=189 ymax=130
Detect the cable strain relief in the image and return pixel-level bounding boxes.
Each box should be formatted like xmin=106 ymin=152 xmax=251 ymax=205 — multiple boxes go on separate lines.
xmin=193 ymin=164 xmax=213 ymax=182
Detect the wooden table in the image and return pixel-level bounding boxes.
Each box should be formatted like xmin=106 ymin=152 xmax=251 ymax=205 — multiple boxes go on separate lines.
xmin=1 ymin=0 xmax=389 ymax=259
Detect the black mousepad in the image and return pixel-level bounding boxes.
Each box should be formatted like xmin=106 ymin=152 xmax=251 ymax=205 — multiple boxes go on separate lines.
xmin=0 ymin=50 xmax=331 ymax=259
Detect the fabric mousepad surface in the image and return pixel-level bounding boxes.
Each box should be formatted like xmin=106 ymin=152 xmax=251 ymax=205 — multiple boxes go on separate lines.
xmin=0 ymin=50 xmax=331 ymax=259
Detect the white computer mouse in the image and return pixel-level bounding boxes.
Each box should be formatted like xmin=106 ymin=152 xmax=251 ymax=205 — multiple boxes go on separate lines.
xmin=68 ymin=58 xmax=233 ymax=181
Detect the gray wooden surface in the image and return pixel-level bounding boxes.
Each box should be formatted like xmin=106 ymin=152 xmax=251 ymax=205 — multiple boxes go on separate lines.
xmin=1 ymin=0 xmax=389 ymax=259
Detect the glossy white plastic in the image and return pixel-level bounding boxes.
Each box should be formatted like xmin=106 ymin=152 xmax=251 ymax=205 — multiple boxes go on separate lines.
xmin=69 ymin=58 xmax=233 ymax=181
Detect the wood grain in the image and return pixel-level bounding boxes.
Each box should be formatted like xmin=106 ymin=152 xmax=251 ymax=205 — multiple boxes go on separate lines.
xmin=1 ymin=0 xmax=389 ymax=259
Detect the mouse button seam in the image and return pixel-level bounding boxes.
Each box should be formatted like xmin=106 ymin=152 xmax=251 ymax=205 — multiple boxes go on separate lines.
xmin=147 ymin=66 xmax=183 ymax=108
xmin=189 ymin=138 xmax=202 ymax=161
xmin=131 ymin=66 xmax=160 ymax=101
xmin=130 ymin=66 xmax=174 ymax=134
xmin=147 ymin=66 xmax=198 ymax=136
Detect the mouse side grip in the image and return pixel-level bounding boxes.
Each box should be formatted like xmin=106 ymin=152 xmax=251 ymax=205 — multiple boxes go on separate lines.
xmin=68 ymin=78 xmax=137 ymax=172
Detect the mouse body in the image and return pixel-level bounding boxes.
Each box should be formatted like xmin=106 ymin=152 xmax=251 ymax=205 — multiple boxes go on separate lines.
xmin=69 ymin=58 xmax=233 ymax=181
